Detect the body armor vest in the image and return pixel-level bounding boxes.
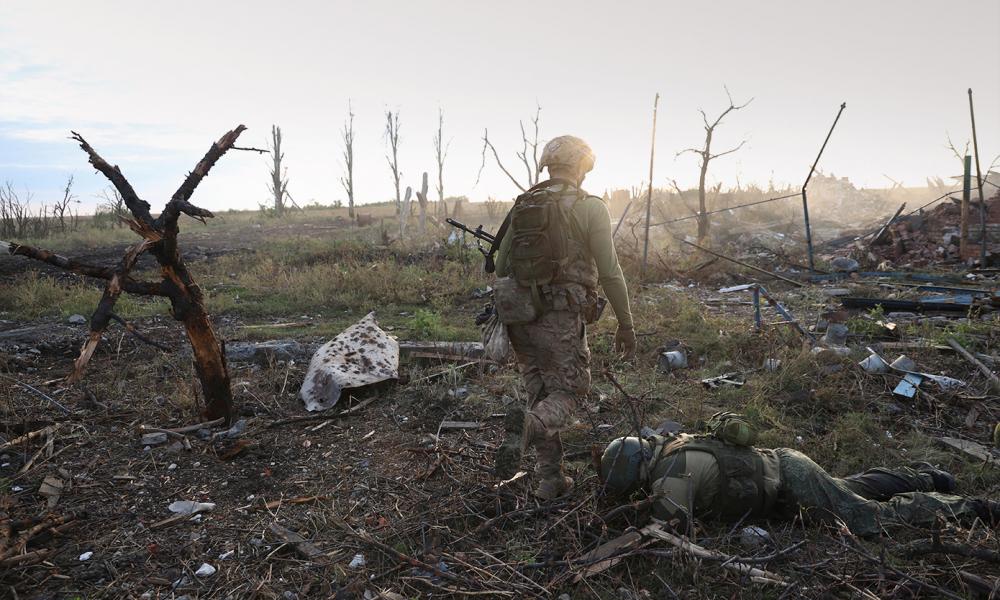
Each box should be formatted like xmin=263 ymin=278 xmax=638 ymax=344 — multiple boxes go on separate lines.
xmin=655 ymin=435 xmax=772 ymax=520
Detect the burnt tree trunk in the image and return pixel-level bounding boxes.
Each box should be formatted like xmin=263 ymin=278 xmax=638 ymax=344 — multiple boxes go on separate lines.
xmin=4 ymin=126 xmax=247 ymax=423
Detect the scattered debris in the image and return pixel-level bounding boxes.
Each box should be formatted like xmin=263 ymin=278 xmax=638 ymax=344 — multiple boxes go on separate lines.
xmin=267 ymin=523 xmax=330 ymax=564
xmin=194 ymin=563 xmax=216 ymax=577
xmin=78 ymin=551 xmax=93 ymax=561
xmin=438 ymin=421 xmax=481 ymax=430
xmin=300 ymin=312 xmax=399 ymax=412
xmin=67 ymin=314 xmax=87 ymax=325
xmin=740 ymin=526 xmax=771 ymax=549
xmin=701 ymin=372 xmax=744 ymax=389
xmin=168 ymin=500 xmax=216 ymax=515
xmin=38 ymin=475 xmax=64 ymax=509
xmin=399 ymin=340 xmax=484 ymax=362
xmin=658 ymin=349 xmax=687 ymax=372
xmin=225 ymin=339 xmax=305 ymax=364
xmin=349 ymin=553 xmax=366 ymax=569
xmin=140 ymin=432 xmax=169 ymax=446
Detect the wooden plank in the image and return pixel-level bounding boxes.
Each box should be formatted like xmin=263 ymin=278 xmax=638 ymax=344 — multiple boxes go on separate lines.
xmin=937 ymin=437 xmax=995 ymax=463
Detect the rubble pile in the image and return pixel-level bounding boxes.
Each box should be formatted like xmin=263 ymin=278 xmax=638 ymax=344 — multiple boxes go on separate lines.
xmin=871 ymin=192 xmax=1000 ymax=266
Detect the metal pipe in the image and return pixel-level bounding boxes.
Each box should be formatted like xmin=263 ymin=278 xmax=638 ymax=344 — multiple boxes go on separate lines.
xmin=802 ymin=102 xmax=847 ymax=271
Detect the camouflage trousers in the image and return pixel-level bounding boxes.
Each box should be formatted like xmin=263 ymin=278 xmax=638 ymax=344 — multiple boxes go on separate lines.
xmin=776 ymin=449 xmax=985 ymax=536
xmin=507 ymin=308 xmax=590 ymax=478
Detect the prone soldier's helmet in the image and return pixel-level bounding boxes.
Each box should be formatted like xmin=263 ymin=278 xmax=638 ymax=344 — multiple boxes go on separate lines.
xmin=538 ymin=135 xmax=595 ymax=177
xmin=600 ymin=436 xmax=653 ymax=496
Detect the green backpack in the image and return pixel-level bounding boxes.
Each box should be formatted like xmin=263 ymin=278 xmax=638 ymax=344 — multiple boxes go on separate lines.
xmin=697 ymin=411 xmax=758 ymax=447
xmin=507 ymin=183 xmax=579 ymax=311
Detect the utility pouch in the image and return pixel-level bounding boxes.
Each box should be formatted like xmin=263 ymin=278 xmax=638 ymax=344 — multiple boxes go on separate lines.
xmin=583 ymin=295 xmax=607 ymax=324
xmin=493 ymin=276 xmax=538 ymax=325
xmin=697 ymin=411 xmax=758 ymax=447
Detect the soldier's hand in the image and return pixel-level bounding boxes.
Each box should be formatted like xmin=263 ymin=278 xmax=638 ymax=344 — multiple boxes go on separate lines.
xmin=614 ymin=325 xmax=637 ymax=360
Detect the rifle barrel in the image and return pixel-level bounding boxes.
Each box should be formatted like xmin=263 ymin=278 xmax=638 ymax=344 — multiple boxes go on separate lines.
xmin=446 ymin=218 xmax=495 ymax=243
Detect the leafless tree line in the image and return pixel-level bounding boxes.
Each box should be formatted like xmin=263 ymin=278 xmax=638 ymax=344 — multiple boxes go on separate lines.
xmin=0 ymin=176 xmax=89 ymax=239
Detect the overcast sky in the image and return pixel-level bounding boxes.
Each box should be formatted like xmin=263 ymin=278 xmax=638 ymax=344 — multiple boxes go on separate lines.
xmin=2 ymin=0 xmax=998 ymax=213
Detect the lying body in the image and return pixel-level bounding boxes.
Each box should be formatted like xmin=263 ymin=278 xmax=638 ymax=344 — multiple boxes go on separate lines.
xmin=601 ymin=429 xmax=997 ymax=536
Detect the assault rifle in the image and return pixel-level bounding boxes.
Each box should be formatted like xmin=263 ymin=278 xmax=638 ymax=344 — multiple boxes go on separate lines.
xmin=446 ymin=218 xmax=496 ymax=245
xmin=446 ymin=218 xmax=501 ymax=272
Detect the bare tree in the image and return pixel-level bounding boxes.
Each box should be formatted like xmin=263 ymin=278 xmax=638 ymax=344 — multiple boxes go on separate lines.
xmin=341 ymin=102 xmax=356 ymax=219
xmin=677 ymin=87 xmax=752 ymax=243
xmin=52 ymin=175 xmax=78 ymax=232
xmin=477 ymin=106 xmax=543 ymax=193
xmin=384 ymin=109 xmax=402 ymax=215
xmin=433 ymin=108 xmax=450 ymax=217
xmin=268 ymin=125 xmax=289 ymax=216
xmin=516 ymin=104 xmax=542 ymax=187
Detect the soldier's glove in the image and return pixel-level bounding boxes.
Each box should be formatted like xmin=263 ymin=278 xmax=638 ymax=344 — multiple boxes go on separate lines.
xmin=614 ymin=325 xmax=637 ymax=360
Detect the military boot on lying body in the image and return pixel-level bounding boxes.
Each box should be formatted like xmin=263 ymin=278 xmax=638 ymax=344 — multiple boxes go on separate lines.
xmin=975 ymin=500 xmax=1000 ymax=527
xmin=909 ymin=462 xmax=957 ymax=493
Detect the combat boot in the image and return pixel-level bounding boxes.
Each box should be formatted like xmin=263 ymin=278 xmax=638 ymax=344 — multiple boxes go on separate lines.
xmin=910 ymin=461 xmax=957 ymax=493
xmin=975 ymin=500 xmax=1000 ymax=526
xmin=494 ymin=407 xmax=545 ymax=479
xmin=533 ymin=432 xmax=573 ymax=500
xmin=535 ymin=475 xmax=574 ymax=501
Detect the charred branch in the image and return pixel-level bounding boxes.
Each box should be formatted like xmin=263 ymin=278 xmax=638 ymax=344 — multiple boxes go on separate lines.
xmin=6 ymin=126 xmax=244 ymax=423
xmin=70 ymin=131 xmax=152 ymax=224
xmin=3 ymin=241 xmax=166 ymax=296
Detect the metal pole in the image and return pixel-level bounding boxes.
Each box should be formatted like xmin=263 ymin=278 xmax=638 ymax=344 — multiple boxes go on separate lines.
xmin=752 ymin=286 xmax=762 ymax=330
xmin=802 ymin=102 xmax=847 ymax=271
xmin=968 ymin=88 xmax=987 ymax=262
xmin=960 ymin=155 xmax=971 ymax=257
xmin=641 ymin=92 xmax=660 ymax=280
xmin=613 ymin=200 xmax=633 ymax=239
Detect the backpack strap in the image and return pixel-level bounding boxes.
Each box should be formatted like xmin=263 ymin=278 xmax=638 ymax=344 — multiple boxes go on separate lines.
xmin=484 ymin=209 xmax=512 ymax=274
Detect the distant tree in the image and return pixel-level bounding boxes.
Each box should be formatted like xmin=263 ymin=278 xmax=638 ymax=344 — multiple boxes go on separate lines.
xmin=677 ymin=87 xmax=752 ymax=243
xmin=384 ymin=109 xmax=402 ymax=215
xmin=477 ymin=105 xmax=542 ymax=193
xmin=52 ymin=174 xmax=78 ymax=232
xmin=433 ymin=108 xmax=450 ymax=217
xmin=341 ymin=102 xmax=357 ymax=219
xmin=268 ymin=125 xmax=290 ymax=216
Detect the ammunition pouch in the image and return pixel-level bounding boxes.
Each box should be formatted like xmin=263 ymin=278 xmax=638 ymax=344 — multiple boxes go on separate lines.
xmin=493 ymin=276 xmax=539 ymax=325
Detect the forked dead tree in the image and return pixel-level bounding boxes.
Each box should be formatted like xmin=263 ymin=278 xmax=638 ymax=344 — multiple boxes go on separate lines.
xmin=341 ymin=103 xmax=356 ymax=219
xmin=385 ymin=109 xmax=403 ymax=215
xmin=433 ymin=109 xmax=449 ymax=217
xmin=2 ymin=126 xmax=249 ymax=423
xmin=677 ymin=87 xmax=752 ymax=243
xmin=268 ymin=125 xmax=290 ymax=216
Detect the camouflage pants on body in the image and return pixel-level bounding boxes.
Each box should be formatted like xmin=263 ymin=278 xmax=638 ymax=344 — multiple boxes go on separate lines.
xmin=507 ymin=308 xmax=590 ymax=478
xmin=776 ymin=449 xmax=985 ymax=536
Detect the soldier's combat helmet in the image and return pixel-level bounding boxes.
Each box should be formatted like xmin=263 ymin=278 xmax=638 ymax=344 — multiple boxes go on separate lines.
xmin=538 ymin=135 xmax=596 ymax=176
xmin=600 ymin=436 xmax=653 ymax=496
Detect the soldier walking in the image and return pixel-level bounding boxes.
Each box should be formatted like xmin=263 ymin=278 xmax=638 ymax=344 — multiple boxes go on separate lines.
xmin=490 ymin=135 xmax=635 ymax=500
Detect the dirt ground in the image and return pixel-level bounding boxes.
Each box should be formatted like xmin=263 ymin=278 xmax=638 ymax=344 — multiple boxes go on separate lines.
xmin=2 ymin=215 xmax=999 ymax=599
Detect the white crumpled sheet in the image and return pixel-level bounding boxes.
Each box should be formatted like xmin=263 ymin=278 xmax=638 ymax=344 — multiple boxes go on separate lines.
xmin=299 ymin=312 xmax=399 ymax=411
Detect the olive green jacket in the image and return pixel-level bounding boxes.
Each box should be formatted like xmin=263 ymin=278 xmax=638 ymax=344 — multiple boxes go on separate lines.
xmin=494 ymin=181 xmax=633 ymax=329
